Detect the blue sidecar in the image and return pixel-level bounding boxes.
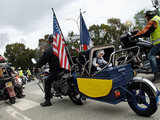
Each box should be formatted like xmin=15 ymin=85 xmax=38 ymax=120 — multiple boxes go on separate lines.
xmin=69 ymin=45 xmax=160 ymax=117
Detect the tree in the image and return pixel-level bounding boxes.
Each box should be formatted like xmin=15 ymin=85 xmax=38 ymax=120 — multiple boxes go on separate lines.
xmin=134 ymin=9 xmax=146 ymax=30
xmin=89 ymin=18 xmax=129 ymax=48
xmin=38 ymin=34 xmax=49 ymax=54
xmin=4 ymin=43 xmax=37 ymax=69
xmin=107 ymin=18 xmax=129 ymax=47
xmin=67 ymin=31 xmax=80 ymax=56
xmin=89 ymin=24 xmax=102 ymax=46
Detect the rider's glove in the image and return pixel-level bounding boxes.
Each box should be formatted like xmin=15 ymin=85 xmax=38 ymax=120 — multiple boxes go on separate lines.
xmin=131 ymin=35 xmax=139 ymax=40
xmin=97 ymin=67 xmax=101 ymax=71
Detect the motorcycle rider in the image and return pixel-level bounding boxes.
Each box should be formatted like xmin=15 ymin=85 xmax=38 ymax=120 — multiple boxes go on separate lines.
xmin=26 ymin=68 xmax=32 ymax=81
xmin=6 ymin=65 xmax=26 ymax=98
xmin=36 ymin=34 xmax=64 ymax=107
xmin=132 ymin=10 xmax=160 ymax=82
xmin=93 ymin=50 xmax=108 ymax=71
xmin=18 ymin=67 xmax=27 ymax=84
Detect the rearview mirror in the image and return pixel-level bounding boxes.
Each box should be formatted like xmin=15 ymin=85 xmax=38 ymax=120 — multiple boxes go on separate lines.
xmin=31 ymin=58 xmax=37 ymax=64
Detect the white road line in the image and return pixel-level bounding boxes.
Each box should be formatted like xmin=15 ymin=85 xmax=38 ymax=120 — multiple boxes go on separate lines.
xmin=6 ymin=106 xmax=32 ymax=120
xmin=12 ymin=98 xmax=39 ymax=111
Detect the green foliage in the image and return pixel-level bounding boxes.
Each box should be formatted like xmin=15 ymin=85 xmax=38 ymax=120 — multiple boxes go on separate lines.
xmin=134 ymin=9 xmax=146 ymax=30
xmin=89 ymin=18 xmax=129 ymax=48
xmin=66 ymin=31 xmax=80 ymax=56
xmin=38 ymin=34 xmax=49 ymax=47
xmin=4 ymin=43 xmax=37 ymax=69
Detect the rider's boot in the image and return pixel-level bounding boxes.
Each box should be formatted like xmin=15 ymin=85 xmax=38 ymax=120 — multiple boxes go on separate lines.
xmin=152 ymin=72 xmax=160 ymax=82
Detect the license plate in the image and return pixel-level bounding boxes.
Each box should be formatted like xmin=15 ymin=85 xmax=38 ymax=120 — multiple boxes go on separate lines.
xmin=5 ymin=82 xmax=12 ymax=87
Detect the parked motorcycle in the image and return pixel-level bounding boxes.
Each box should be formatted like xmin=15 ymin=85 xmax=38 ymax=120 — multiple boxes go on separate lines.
xmin=119 ymin=32 xmax=157 ymax=73
xmin=0 ymin=63 xmax=25 ymax=99
xmin=0 ymin=65 xmax=16 ymax=104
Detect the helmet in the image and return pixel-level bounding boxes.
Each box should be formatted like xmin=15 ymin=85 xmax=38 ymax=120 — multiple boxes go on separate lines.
xmin=48 ymin=34 xmax=53 ymax=43
xmin=145 ymin=10 xmax=157 ymax=19
xmin=97 ymin=50 xmax=104 ymax=56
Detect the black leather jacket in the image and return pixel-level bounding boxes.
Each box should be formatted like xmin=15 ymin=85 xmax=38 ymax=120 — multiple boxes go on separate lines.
xmin=37 ymin=46 xmax=64 ymax=73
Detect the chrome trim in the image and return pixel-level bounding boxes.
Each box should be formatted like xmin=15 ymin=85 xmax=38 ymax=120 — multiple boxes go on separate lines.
xmin=133 ymin=77 xmax=158 ymax=95
xmin=110 ymin=46 xmax=140 ymax=66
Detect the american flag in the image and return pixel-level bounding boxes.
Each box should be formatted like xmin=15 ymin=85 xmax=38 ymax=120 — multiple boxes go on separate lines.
xmin=52 ymin=10 xmax=70 ymax=71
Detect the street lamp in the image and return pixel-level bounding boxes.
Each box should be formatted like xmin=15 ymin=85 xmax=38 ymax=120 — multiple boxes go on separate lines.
xmin=66 ymin=18 xmax=79 ymax=32
xmin=66 ymin=10 xmax=86 ymax=32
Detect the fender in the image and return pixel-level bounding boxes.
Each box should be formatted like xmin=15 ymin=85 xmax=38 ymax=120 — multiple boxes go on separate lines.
xmin=133 ymin=77 xmax=158 ymax=97
xmin=6 ymin=87 xmax=16 ymax=97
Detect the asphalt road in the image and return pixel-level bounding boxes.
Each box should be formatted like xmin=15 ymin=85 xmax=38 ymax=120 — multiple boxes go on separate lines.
xmin=0 ymin=74 xmax=160 ymax=120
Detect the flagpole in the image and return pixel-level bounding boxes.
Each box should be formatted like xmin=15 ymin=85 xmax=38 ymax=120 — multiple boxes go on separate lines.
xmin=51 ymin=8 xmax=74 ymax=66
xmin=80 ymin=9 xmax=82 ymax=51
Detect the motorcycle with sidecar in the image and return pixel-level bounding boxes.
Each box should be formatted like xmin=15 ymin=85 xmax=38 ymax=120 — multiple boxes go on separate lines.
xmin=34 ymin=45 xmax=160 ymax=117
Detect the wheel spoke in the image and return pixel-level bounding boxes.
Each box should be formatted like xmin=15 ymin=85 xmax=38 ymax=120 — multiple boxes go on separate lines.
xmin=143 ymin=102 xmax=149 ymax=107
xmin=135 ymin=90 xmax=150 ymax=108
xmin=131 ymin=89 xmax=150 ymax=108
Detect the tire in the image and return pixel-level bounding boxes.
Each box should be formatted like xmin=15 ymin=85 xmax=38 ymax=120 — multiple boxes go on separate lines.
xmin=14 ymin=85 xmax=23 ymax=98
xmin=68 ymin=93 xmax=86 ymax=105
xmin=9 ymin=97 xmax=16 ymax=104
xmin=68 ymin=77 xmax=86 ymax=105
xmin=127 ymin=82 xmax=157 ymax=117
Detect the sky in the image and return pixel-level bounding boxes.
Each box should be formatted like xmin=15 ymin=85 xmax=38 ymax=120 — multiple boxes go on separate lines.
xmin=0 ymin=0 xmax=154 ymax=55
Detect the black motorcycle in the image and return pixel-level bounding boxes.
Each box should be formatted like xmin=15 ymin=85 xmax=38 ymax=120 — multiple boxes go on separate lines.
xmin=119 ymin=32 xmax=159 ymax=73
xmin=0 ymin=66 xmax=16 ymax=104
xmin=32 ymin=58 xmax=85 ymax=105
xmin=1 ymin=63 xmax=25 ymax=99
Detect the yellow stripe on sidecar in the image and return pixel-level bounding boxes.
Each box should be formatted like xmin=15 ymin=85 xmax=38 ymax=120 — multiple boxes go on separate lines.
xmin=77 ymin=78 xmax=112 ymax=98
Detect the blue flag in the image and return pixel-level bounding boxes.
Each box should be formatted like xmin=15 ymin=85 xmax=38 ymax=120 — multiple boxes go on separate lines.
xmin=80 ymin=12 xmax=91 ymax=51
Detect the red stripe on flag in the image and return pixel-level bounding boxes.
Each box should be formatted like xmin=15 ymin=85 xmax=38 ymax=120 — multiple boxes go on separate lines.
xmin=83 ymin=44 xmax=88 ymax=51
xmin=58 ymin=35 xmax=61 ymax=52
xmin=64 ymin=54 xmax=67 ymax=69
xmin=52 ymin=44 xmax=58 ymax=49
xmin=53 ymin=51 xmax=58 ymax=57
xmin=60 ymin=44 xmax=64 ymax=67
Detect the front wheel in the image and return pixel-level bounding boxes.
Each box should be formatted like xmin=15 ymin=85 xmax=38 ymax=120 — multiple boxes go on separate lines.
xmin=127 ymin=82 xmax=157 ymax=117
xmin=14 ymin=84 xmax=24 ymax=98
xmin=9 ymin=97 xmax=16 ymax=104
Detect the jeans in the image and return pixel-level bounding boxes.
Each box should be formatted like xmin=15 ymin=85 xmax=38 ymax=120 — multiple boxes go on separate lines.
xmin=44 ymin=71 xmax=62 ymax=101
xmin=148 ymin=44 xmax=160 ymax=73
